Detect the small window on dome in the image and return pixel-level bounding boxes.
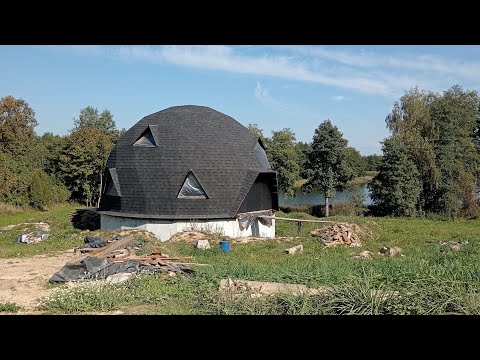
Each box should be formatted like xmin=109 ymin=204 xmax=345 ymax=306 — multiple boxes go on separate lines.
xmin=177 ymin=171 xmax=208 ymax=199
xmin=106 ymin=180 xmax=118 ymax=196
xmin=104 ymin=168 xmax=121 ymax=197
xmin=133 ymin=126 xmax=157 ymax=147
xmin=254 ymin=139 xmax=271 ymax=170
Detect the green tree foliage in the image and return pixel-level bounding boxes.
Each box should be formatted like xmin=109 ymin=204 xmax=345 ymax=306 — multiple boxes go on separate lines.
xmin=369 ymin=140 xmax=421 ymax=216
xmin=59 ymin=128 xmax=114 ymax=207
xmin=38 ymin=133 xmax=68 ymax=178
xmin=429 ymin=85 xmax=480 ymax=217
xmin=295 ymin=141 xmax=311 ymax=179
xmin=344 ymin=147 xmax=366 ymax=178
xmin=247 ymin=123 xmax=270 ymax=148
xmin=373 ymin=85 xmax=480 ymax=217
xmin=363 ymin=154 xmax=383 ymax=171
xmin=0 ymin=96 xmax=37 ymax=156
xmin=73 ymin=106 xmax=119 ymax=141
xmin=302 ymin=120 xmax=352 ymax=217
xmin=385 ymin=87 xmax=440 ymax=213
xmin=0 ymin=96 xmax=41 ymax=207
xmin=29 ymin=169 xmax=55 ymax=210
xmin=268 ymin=129 xmax=300 ymax=199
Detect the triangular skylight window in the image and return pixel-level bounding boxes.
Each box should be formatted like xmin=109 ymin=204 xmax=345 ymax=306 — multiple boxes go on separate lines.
xmin=177 ymin=171 xmax=208 ymax=198
xmin=133 ymin=126 xmax=157 ymax=147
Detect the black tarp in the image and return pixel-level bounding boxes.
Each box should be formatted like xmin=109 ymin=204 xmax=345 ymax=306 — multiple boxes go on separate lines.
xmin=49 ymin=256 xmax=194 ymax=283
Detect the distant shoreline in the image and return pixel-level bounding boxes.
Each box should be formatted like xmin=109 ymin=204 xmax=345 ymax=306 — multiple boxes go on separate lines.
xmin=293 ymin=171 xmax=378 ymax=190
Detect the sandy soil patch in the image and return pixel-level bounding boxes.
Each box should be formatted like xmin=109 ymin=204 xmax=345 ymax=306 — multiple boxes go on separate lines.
xmin=0 ymin=250 xmax=78 ymax=311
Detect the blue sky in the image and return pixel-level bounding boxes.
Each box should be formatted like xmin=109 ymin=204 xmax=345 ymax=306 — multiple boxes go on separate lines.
xmin=2 ymin=45 xmax=480 ymax=155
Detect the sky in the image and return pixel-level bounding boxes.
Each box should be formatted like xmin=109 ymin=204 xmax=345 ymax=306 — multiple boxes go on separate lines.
xmin=2 ymin=45 xmax=480 ymax=155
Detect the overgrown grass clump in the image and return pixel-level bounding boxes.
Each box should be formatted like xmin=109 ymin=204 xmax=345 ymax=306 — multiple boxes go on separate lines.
xmin=0 ymin=302 xmax=22 ymax=313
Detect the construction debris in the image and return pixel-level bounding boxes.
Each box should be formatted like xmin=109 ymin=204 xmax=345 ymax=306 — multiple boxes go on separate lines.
xmin=285 ymin=244 xmax=303 ymax=254
xmin=439 ymin=241 xmax=468 ymax=252
xmin=311 ymin=223 xmax=362 ymax=247
xmin=195 ymin=240 xmax=211 ymax=249
xmin=49 ymin=235 xmax=195 ymax=282
xmin=15 ymin=231 xmax=51 ymax=244
xmin=378 ymin=246 xmax=404 ymax=257
xmin=426 ymin=239 xmax=469 ymax=252
xmin=352 ymin=250 xmax=374 ymax=260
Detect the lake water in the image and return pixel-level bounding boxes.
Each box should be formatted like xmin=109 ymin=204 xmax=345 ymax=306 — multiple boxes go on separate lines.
xmin=278 ymin=183 xmax=372 ymax=206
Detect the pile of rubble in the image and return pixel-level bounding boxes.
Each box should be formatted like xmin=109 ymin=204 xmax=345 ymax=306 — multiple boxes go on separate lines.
xmin=16 ymin=231 xmax=51 ymax=244
xmin=311 ymin=223 xmax=363 ymax=247
xmin=0 ymin=222 xmax=52 ymax=244
xmin=50 ymin=235 xmax=195 ymax=283
xmin=426 ymin=240 xmax=469 ymax=252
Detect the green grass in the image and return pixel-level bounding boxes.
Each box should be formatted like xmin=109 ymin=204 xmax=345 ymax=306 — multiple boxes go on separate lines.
xmin=0 ymin=203 xmax=85 ymax=258
xmin=0 ymin=302 xmax=22 ymax=312
xmin=4 ymin=205 xmax=480 ymax=314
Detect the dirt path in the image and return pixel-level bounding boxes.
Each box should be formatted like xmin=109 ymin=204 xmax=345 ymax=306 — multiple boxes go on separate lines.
xmin=0 ymin=250 xmax=78 ymax=311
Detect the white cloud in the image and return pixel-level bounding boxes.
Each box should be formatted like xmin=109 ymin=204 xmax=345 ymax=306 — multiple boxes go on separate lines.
xmin=332 ymin=95 xmax=345 ymax=102
xmin=53 ymin=45 xmax=480 ymax=97
xmin=113 ymin=45 xmax=390 ymax=95
xmin=254 ymin=82 xmax=281 ymax=106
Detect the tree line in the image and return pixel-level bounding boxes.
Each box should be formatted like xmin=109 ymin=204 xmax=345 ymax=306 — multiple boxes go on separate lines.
xmin=248 ymin=123 xmax=381 ymax=216
xmin=4 ymin=84 xmax=476 ymax=219
xmin=369 ymin=85 xmax=480 ymax=218
xmin=0 ymin=96 xmax=124 ymax=209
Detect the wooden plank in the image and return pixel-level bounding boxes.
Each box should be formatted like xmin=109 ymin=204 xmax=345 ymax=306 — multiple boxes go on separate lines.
xmin=257 ymin=215 xmax=346 ymax=224
xmin=170 ymin=262 xmax=211 ymax=267
xmin=89 ymin=236 xmax=137 ymax=258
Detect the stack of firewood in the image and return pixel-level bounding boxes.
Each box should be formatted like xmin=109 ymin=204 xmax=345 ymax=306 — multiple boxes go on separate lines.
xmin=311 ymin=223 xmax=362 ymax=247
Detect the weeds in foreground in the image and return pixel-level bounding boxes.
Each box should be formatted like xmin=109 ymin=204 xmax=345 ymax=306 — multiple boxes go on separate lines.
xmin=0 ymin=302 xmax=22 ymax=312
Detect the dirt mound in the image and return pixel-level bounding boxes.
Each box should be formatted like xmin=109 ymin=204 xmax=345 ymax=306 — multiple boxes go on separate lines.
xmin=169 ymin=231 xmax=207 ymax=243
xmin=111 ymin=229 xmax=157 ymax=241
xmin=311 ymin=222 xmax=374 ymax=247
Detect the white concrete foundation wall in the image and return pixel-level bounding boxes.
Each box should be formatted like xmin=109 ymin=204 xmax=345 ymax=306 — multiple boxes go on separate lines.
xmin=101 ymin=214 xmax=275 ymax=242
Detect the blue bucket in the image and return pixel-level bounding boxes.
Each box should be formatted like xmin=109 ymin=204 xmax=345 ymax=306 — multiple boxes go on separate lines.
xmin=219 ymin=241 xmax=231 ymax=252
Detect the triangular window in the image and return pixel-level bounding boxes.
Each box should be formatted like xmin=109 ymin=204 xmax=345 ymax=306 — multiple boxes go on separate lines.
xmin=177 ymin=171 xmax=208 ymax=199
xmin=106 ymin=180 xmax=118 ymax=196
xmin=254 ymin=139 xmax=271 ymax=170
xmin=133 ymin=126 xmax=157 ymax=147
xmin=104 ymin=168 xmax=121 ymax=197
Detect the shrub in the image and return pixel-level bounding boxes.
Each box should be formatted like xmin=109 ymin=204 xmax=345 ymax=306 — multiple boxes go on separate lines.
xmin=29 ymin=169 xmax=55 ymax=210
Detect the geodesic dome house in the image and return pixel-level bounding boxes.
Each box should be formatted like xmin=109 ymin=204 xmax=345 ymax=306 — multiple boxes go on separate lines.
xmin=98 ymin=105 xmax=278 ymax=241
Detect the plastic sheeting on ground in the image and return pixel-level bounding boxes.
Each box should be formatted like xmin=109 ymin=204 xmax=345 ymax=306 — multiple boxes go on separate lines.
xmin=78 ymin=236 xmax=109 ymax=249
xmin=49 ymin=256 xmax=194 ymax=283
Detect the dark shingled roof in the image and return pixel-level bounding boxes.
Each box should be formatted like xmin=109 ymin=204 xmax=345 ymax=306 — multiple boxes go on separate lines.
xmin=98 ymin=105 xmax=278 ymax=219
